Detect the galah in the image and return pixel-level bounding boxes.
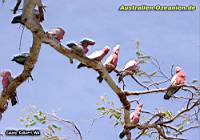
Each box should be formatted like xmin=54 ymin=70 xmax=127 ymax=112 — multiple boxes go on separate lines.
xmin=47 ymin=28 xmax=65 ymax=42
xmin=0 ymin=71 xmax=18 ymax=106
xmin=79 ymin=38 xmax=95 ymax=54
xmin=11 ymin=53 xmax=34 ymax=81
xmin=164 ymin=67 xmax=186 ymax=100
xmin=11 ymin=9 xmax=42 ymax=25
xmin=67 ymin=39 xmax=95 ymax=64
xmin=67 ymin=42 xmax=85 ymax=56
xmin=67 ymin=42 xmax=83 ymax=64
xmin=67 ymin=38 xmax=95 ymax=56
xmin=12 ymin=53 xmax=29 ymax=65
xmin=119 ymin=104 xmax=143 ymax=139
xmin=97 ymin=44 xmax=120 ymax=83
xmin=117 ymin=59 xmax=139 ymax=83
xmin=77 ymin=46 xmax=110 ymax=69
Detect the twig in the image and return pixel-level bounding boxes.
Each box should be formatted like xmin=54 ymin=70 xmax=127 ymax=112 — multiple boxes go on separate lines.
xmin=125 ymin=88 xmax=167 ymax=96
xmin=47 ymin=114 xmax=83 ymax=140
xmin=146 ymin=79 xmax=169 ymax=88
xmin=131 ymin=75 xmax=149 ymax=90
xmin=19 ymin=26 xmax=25 ymax=51
xmin=170 ymin=65 xmax=174 ymax=77
xmin=163 ymin=99 xmax=200 ymax=124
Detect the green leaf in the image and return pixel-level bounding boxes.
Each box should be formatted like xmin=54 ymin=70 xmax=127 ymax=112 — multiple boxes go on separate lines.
xmin=41 ymin=120 xmax=46 ymax=124
xmin=38 ymin=111 xmax=43 ymax=117
xmin=29 ymin=122 xmax=37 ymax=126
xmin=164 ymin=111 xmax=173 ymax=119
xmin=113 ymin=112 xmax=121 ymax=119
xmin=150 ymin=72 xmax=157 ymax=76
xmin=96 ymin=102 xmax=101 ymax=106
xmin=52 ymin=124 xmax=58 ymax=129
xmin=114 ymin=122 xmax=119 ymax=127
xmin=19 ymin=119 xmax=24 ymax=122
xmin=177 ymin=125 xmax=184 ymax=131
xmin=34 ymin=115 xmax=40 ymax=121
xmin=48 ymin=125 xmax=55 ymax=133
xmin=97 ymin=107 xmax=105 ymax=111
xmin=57 ymin=127 xmax=62 ymax=131
xmin=136 ymin=52 xmax=141 ymax=56
xmin=138 ymin=60 xmax=145 ymax=64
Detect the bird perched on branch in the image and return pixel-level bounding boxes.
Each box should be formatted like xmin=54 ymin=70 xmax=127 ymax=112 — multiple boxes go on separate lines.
xmin=77 ymin=46 xmax=110 ymax=69
xmin=67 ymin=38 xmax=95 ymax=63
xmin=77 ymin=47 xmax=110 ymax=69
xmin=164 ymin=67 xmax=186 ymax=100
xmin=67 ymin=42 xmax=85 ymax=56
xmin=0 ymin=71 xmax=18 ymax=106
xmin=97 ymin=44 xmax=120 ymax=83
xmin=67 ymin=42 xmax=84 ymax=63
xmin=79 ymin=38 xmax=95 ymax=54
xmin=11 ymin=53 xmax=34 ymax=81
xmin=12 ymin=0 xmax=45 ymax=21
xmin=119 ymin=104 xmax=143 ymax=139
xmin=117 ymin=59 xmax=139 ymax=83
xmin=11 ymin=9 xmax=43 ymax=25
xmin=47 ymin=28 xmax=65 ymax=42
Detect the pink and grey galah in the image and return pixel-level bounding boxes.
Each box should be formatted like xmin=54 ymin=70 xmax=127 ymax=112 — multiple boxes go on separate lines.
xmin=0 ymin=71 xmax=18 ymax=106
xmin=119 ymin=104 xmax=143 ymax=139
xmin=67 ymin=42 xmax=85 ymax=56
xmin=164 ymin=67 xmax=186 ymax=100
xmin=79 ymin=38 xmax=95 ymax=54
xmin=11 ymin=53 xmax=34 ymax=81
xmin=47 ymin=28 xmax=65 ymax=42
xmin=77 ymin=46 xmax=110 ymax=69
xmin=97 ymin=44 xmax=120 ymax=83
xmin=67 ymin=39 xmax=95 ymax=63
xmin=117 ymin=59 xmax=139 ymax=83
xmin=67 ymin=39 xmax=95 ymax=55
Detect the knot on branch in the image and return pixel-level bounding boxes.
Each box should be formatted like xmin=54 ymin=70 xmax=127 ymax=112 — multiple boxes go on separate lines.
xmin=124 ymin=124 xmax=131 ymax=135
xmin=0 ymin=98 xmax=8 ymax=114
xmin=119 ymin=93 xmax=130 ymax=110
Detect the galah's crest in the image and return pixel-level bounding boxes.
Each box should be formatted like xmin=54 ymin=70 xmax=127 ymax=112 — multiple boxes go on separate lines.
xmin=0 ymin=71 xmax=18 ymax=106
xmin=164 ymin=67 xmax=186 ymax=100
xmin=117 ymin=59 xmax=139 ymax=83
xmin=97 ymin=44 xmax=120 ymax=83
xmin=77 ymin=46 xmax=110 ymax=69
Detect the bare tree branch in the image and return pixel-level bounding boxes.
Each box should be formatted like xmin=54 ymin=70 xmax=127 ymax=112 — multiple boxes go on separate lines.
xmin=125 ymin=88 xmax=167 ymax=96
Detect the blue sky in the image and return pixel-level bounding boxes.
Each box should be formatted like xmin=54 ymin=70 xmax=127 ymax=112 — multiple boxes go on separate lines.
xmin=0 ymin=0 xmax=199 ymax=140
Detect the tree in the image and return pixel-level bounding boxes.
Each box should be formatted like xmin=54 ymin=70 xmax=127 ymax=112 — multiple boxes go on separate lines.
xmin=0 ymin=1 xmax=199 ymax=140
